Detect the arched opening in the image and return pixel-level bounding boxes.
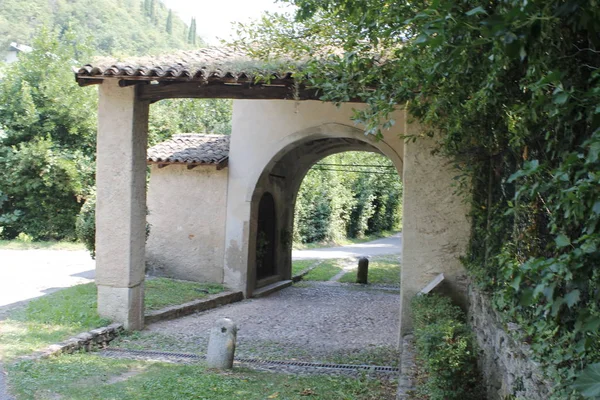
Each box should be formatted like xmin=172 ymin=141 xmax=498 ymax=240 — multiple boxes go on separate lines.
xmin=255 ymin=192 xmax=277 ymax=281
xmin=246 ymin=123 xmax=404 ymax=295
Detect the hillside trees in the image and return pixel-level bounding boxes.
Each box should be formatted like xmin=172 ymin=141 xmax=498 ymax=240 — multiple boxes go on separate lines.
xmin=233 ymin=0 xmax=600 ymax=397
xmin=0 ymin=0 xmax=202 ymax=57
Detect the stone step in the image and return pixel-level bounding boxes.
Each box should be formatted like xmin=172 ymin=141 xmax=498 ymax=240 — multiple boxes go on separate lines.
xmin=252 ymin=280 xmax=293 ymax=298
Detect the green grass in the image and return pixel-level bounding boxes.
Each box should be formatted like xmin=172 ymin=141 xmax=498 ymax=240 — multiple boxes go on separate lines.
xmin=302 ymin=259 xmax=345 ymax=281
xmin=339 ymin=256 xmax=400 ymax=286
xmin=0 ymin=279 xmax=225 ymax=360
xmin=291 ymin=259 xmax=319 ymax=276
xmin=0 ymin=240 xmax=85 ymax=251
xmin=7 ymin=354 xmax=396 ymax=400
xmin=292 ymin=230 xmax=398 ymax=250
xmin=144 ymin=278 xmax=224 ymax=311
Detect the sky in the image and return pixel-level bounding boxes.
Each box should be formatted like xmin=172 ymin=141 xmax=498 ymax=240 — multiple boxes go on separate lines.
xmin=162 ymin=0 xmax=297 ymax=45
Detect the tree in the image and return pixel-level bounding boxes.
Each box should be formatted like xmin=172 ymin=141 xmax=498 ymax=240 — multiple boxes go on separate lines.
xmin=188 ymin=17 xmax=197 ymax=45
xmin=166 ymin=9 xmax=173 ymax=34
xmin=0 ymin=28 xmax=97 ymax=240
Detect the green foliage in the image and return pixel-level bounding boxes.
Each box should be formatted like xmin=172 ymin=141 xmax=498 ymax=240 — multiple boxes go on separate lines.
xmin=294 ymin=151 xmax=402 ymax=244
xmin=412 ymin=295 xmax=483 ymax=400
xmin=148 ymin=98 xmax=232 ymax=145
xmin=0 ymin=0 xmax=200 ymax=57
xmin=0 ymin=29 xmax=96 ymax=240
xmin=234 ymin=0 xmax=600 ymax=395
xmin=76 ymin=191 xmax=96 ymax=257
xmin=573 ymin=363 xmax=600 ymax=398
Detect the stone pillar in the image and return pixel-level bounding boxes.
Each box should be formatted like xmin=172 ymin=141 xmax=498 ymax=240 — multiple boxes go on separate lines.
xmin=399 ymin=121 xmax=471 ymax=337
xmin=95 ymin=79 xmax=149 ymax=330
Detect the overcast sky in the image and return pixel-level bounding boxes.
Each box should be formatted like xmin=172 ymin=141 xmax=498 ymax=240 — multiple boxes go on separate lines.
xmin=162 ymin=0 xmax=296 ymax=45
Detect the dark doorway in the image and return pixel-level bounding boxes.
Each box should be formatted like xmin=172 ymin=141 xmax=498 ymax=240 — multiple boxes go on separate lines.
xmin=256 ymin=192 xmax=277 ymax=280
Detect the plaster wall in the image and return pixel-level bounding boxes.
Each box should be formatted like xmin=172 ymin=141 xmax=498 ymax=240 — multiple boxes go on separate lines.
xmin=400 ymin=129 xmax=471 ymax=334
xmin=223 ymin=100 xmax=406 ymax=295
xmin=146 ymin=164 xmax=228 ymax=283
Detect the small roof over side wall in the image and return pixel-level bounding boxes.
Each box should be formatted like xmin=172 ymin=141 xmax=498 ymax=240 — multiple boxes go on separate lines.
xmin=148 ymin=134 xmax=230 ymax=170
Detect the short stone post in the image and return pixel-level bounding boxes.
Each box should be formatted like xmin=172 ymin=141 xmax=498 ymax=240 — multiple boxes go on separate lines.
xmin=206 ymin=318 xmax=237 ymax=369
xmin=357 ymin=257 xmax=369 ymax=284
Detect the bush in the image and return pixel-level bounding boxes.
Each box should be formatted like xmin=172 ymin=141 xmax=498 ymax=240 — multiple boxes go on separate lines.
xmin=412 ymin=294 xmax=483 ymax=400
xmin=76 ymin=192 xmax=96 ymax=258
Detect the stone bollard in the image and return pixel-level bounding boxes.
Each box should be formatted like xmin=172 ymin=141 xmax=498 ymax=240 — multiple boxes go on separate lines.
xmin=206 ymin=318 xmax=237 ymax=369
xmin=357 ymin=257 xmax=369 ymax=284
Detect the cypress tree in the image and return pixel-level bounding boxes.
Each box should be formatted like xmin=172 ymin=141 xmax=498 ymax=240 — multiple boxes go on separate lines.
xmin=166 ymin=9 xmax=173 ymax=34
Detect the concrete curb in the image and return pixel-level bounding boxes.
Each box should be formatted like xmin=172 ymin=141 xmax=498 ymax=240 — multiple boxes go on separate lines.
xmin=396 ymin=335 xmax=416 ymax=399
xmin=144 ymin=291 xmax=244 ymax=325
xmin=19 ymin=323 xmax=124 ymax=362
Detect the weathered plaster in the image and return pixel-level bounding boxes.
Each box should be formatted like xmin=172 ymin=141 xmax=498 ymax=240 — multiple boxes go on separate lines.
xmin=400 ymin=126 xmax=471 ymax=334
xmin=146 ymin=164 xmax=228 ymax=283
xmin=95 ymin=79 xmax=148 ymax=330
xmin=224 ymin=100 xmax=405 ymax=297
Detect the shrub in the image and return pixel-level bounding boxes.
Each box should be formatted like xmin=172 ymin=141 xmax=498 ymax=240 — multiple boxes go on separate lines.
xmin=76 ymin=192 xmax=96 ymax=258
xmin=412 ymin=294 xmax=483 ymax=400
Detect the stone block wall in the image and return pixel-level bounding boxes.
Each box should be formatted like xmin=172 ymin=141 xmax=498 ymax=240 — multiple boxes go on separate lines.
xmin=468 ymin=286 xmax=554 ymax=399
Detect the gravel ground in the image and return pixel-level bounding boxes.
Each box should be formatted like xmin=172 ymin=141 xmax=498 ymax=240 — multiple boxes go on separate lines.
xmin=114 ymin=282 xmax=401 ymax=366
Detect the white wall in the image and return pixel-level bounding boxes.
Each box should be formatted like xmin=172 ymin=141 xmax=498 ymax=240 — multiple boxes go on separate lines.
xmin=146 ymin=164 xmax=229 ymax=283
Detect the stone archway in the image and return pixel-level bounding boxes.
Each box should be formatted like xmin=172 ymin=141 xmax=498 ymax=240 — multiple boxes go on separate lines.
xmin=255 ymin=192 xmax=277 ymax=283
xmin=243 ymin=122 xmax=403 ymax=294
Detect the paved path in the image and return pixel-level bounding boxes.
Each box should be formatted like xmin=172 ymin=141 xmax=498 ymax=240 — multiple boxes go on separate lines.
xmin=0 ymin=249 xmax=95 ymax=315
xmin=292 ymin=233 xmax=402 ymax=260
xmin=117 ymin=283 xmax=400 ymax=365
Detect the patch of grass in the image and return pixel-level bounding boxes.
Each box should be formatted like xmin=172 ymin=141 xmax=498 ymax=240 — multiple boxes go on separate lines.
xmin=303 ymin=259 xmax=345 ymax=281
xmin=0 ymin=283 xmax=109 ymax=360
xmin=339 ymin=257 xmax=400 ymax=286
xmin=7 ymin=353 xmax=396 ymax=400
xmin=0 ymin=279 xmax=225 ymax=361
xmin=293 ymin=231 xmax=398 ymax=250
xmin=326 ymin=346 xmax=400 ymax=368
xmin=144 ymin=278 xmax=224 ymax=311
xmin=0 ymin=240 xmax=85 ymax=250
xmin=291 ymin=259 xmax=319 ymax=276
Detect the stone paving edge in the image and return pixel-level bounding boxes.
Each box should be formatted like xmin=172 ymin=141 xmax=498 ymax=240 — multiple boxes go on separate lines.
xmin=144 ymin=290 xmax=244 ymax=325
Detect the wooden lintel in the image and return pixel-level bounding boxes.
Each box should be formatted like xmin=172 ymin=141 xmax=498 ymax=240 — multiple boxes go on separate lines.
xmin=187 ymin=164 xmax=200 ymax=170
xmin=157 ymin=163 xmax=169 ymax=169
xmin=119 ymin=79 xmax=147 ymax=87
xmin=138 ymin=81 xmax=325 ymax=102
xmin=77 ymin=78 xmax=104 ymax=87
xmin=216 ymin=158 xmax=229 ymax=170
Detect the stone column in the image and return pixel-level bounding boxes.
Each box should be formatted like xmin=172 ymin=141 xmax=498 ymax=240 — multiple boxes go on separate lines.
xmin=399 ymin=120 xmax=471 ymax=337
xmin=95 ymin=80 xmax=149 ymax=330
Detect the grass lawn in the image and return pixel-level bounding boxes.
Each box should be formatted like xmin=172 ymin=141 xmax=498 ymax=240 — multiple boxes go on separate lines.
xmin=0 ymin=279 xmax=225 ymax=360
xmin=339 ymin=256 xmax=400 ymax=286
xmin=290 ymin=259 xmax=320 ymax=276
xmin=7 ymin=353 xmax=396 ymax=400
xmin=0 ymin=240 xmax=85 ymax=251
xmin=292 ymin=230 xmax=398 ymax=250
xmin=302 ymin=259 xmax=345 ymax=281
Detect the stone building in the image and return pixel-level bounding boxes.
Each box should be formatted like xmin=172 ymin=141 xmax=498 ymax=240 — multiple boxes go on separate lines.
xmin=146 ymin=134 xmax=230 ymax=283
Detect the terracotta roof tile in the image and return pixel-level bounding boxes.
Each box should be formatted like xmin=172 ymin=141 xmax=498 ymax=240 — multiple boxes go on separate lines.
xmin=76 ymin=47 xmax=301 ymax=84
xmin=147 ymin=134 xmax=229 ymax=165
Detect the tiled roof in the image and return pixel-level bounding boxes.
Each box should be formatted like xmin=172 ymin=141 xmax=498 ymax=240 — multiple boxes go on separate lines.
xmin=147 ymin=134 xmax=230 ymax=166
xmin=76 ymin=47 xmax=301 ymax=84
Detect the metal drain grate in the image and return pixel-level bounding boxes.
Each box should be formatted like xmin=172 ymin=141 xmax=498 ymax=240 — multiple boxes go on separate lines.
xmin=101 ymin=348 xmax=399 ymax=373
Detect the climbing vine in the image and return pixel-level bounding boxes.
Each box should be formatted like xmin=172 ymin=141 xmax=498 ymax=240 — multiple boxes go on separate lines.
xmin=233 ymin=0 xmax=600 ymax=397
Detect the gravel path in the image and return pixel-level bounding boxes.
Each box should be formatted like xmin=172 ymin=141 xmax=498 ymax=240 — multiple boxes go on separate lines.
xmin=115 ymin=283 xmax=400 ymax=366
